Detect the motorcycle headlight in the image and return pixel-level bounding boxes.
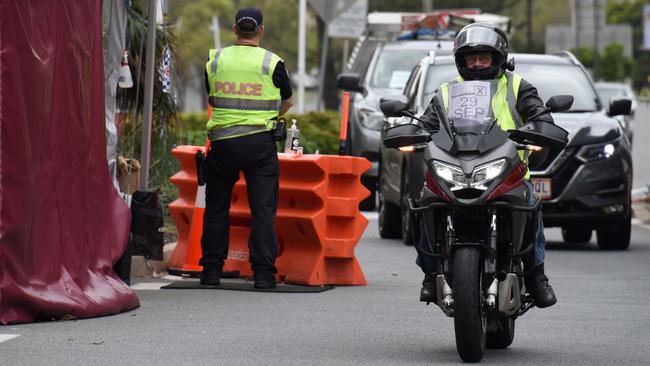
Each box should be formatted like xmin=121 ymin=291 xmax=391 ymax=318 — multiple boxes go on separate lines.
xmin=433 ymin=160 xmax=465 ymax=191
xmin=358 ymin=108 xmax=384 ymax=130
xmin=470 ymin=159 xmax=506 ymax=189
xmin=578 ymin=141 xmax=618 ymax=162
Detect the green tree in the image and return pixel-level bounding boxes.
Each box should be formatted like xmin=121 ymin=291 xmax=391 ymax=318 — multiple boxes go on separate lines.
xmin=571 ymin=45 xmax=596 ymax=68
xmin=118 ymin=1 xmax=182 ymax=209
xmin=606 ymin=0 xmax=648 ymax=89
xmin=168 ymin=0 xmax=236 ymax=84
xmin=600 ymin=43 xmax=634 ymax=81
xmin=169 ymin=0 xmax=321 ymax=85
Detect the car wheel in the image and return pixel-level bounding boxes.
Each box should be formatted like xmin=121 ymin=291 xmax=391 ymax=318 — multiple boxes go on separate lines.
xmin=401 ymin=171 xmax=420 ymax=246
xmin=561 ymin=227 xmax=592 ymax=243
xmin=378 ymin=186 xmax=401 ymax=239
xmin=359 ymin=175 xmax=376 ymax=211
xmin=596 ymin=213 xmax=631 ymax=250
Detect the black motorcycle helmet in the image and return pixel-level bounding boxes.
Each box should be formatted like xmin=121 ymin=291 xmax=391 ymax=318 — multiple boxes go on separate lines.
xmin=453 ymin=22 xmax=510 ymax=80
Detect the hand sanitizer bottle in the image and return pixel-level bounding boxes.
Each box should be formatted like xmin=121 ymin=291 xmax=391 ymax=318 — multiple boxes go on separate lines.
xmin=284 ymin=119 xmax=300 ymax=154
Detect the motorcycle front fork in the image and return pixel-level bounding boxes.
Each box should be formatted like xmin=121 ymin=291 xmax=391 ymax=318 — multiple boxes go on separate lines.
xmin=436 ymin=210 xmax=499 ymax=316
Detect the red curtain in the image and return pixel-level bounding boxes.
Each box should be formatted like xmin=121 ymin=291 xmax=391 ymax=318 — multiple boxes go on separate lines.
xmin=0 ymin=0 xmax=140 ymax=324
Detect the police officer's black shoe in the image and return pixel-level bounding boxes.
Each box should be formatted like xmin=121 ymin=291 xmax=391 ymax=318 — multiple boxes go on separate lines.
xmin=200 ymin=265 xmax=221 ymax=286
xmin=420 ymin=273 xmax=437 ymax=303
xmin=253 ymin=273 xmax=277 ymax=289
xmin=525 ymin=264 xmax=557 ymax=308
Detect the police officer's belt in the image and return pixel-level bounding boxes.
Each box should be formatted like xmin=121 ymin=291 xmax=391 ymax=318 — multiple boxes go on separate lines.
xmin=208 ymin=124 xmax=269 ymax=141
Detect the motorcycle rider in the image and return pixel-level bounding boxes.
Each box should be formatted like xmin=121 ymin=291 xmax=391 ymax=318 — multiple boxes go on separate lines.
xmin=417 ymin=22 xmax=557 ymax=308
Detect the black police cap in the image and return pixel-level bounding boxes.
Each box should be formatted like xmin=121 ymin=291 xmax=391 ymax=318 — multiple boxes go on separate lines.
xmin=235 ymin=7 xmax=263 ymax=32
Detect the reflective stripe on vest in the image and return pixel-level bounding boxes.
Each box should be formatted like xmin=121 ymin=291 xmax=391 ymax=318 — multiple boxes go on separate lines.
xmin=262 ymin=51 xmax=273 ymax=75
xmin=205 ymin=45 xmax=282 ymax=140
xmin=208 ymin=96 xmax=281 ymax=111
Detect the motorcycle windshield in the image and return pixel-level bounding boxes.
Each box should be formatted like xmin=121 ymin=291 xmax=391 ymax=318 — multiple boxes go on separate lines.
xmin=432 ymin=115 xmax=510 ymax=154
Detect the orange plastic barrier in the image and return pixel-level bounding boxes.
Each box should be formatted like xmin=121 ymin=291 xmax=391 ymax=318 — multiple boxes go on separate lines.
xmin=167 ymin=146 xmax=371 ymax=286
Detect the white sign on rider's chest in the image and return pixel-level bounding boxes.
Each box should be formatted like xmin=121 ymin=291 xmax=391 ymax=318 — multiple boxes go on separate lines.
xmin=448 ymin=81 xmax=491 ymax=120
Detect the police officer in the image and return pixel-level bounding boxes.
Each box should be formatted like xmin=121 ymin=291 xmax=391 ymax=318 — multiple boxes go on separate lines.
xmin=200 ymin=7 xmax=293 ymax=289
xmin=418 ymin=23 xmax=557 ymax=308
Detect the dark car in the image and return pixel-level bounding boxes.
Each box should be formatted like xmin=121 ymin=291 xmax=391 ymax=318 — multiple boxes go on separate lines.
xmin=337 ymin=39 xmax=454 ymax=210
xmin=379 ymin=51 xmax=634 ymax=250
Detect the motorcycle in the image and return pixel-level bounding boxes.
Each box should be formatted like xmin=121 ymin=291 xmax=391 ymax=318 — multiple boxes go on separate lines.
xmin=379 ymin=95 xmax=571 ymax=362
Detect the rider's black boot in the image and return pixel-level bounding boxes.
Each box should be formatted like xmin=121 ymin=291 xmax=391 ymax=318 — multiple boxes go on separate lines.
xmin=420 ymin=272 xmax=437 ymax=303
xmin=525 ymin=264 xmax=557 ymax=308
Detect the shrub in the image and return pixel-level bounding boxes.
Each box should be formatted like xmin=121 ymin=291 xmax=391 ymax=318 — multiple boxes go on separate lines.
xmin=178 ymin=110 xmax=343 ymax=154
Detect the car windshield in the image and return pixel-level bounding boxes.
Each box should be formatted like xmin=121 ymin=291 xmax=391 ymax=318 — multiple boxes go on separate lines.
xmin=423 ymin=62 xmax=601 ymax=112
xmin=370 ymin=49 xmax=431 ymax=90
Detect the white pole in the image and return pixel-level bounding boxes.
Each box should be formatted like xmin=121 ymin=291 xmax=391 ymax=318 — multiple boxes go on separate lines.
xmin=298 ymin=0 xmax=306 ymax=113
xmin=210 ymin=16 xmax=221 ymax=49
xmin=139 ymin=0 xmax=157 ymax=190
xmin=316 ymin=5 xmax=331 ymax=111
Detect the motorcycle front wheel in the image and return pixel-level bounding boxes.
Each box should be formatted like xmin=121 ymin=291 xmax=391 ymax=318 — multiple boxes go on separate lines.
xmin=453 ymin=246 xmax=486 ymax=362
xmin=486 ymin=315 xmax=515 ymax=349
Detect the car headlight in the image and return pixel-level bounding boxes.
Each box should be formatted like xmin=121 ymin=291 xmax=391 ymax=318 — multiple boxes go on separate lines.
xmin=433 ymin=159 xmax=506 ymax=191
xmin=358 ymin=108 xmax=384 ymax=130
xmin=469 ymin=159 xmax=506 ymax=189
xmin=433 ymin=160 xmax=465 ymax=191
xmin=577 ymin=141 xmax=618 ymax=162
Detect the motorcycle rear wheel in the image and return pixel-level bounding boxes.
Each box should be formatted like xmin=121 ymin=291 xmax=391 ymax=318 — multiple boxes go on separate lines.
xmin=453 ymin=246 xmax=486 ymax=362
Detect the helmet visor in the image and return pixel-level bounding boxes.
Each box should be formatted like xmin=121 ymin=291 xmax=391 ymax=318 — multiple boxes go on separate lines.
xmin=455 ymin=27 xmax=506 ymax=52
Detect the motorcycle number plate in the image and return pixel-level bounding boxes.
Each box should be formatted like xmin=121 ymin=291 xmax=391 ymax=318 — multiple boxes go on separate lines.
xmin=531 ymin=178 xmax=552 ymax=200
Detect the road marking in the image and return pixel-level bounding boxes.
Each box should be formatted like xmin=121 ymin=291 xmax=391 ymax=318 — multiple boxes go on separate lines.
xmin=0 ymin=334 xmax=20 ymax=343
xmin=130 ymin=282 xmax=166 ymax=290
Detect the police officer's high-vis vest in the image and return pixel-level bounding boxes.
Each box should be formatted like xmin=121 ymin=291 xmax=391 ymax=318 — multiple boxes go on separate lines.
xmin=438 ymin=72 xmax=531 ymax=179
xmin=205 ymin=45 xmax=282 ymax=140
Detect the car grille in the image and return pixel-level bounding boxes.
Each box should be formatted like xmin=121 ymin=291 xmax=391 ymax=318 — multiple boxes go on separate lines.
xmin=548 ymin=157 xmax=582 ymax=199
xmin=532 ymin=147 xmax=576 ymax=174
xmin=541 ymin=200 xmax=590 ymax=215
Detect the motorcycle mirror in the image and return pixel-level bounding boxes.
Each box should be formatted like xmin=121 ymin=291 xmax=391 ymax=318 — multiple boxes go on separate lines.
xmin=379 ymin=99 xmax=409 ymax=118
xmin=545 ymin=95 xmax=573 ymax=113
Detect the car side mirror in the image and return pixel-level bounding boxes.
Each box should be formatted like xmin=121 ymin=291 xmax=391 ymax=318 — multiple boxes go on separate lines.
xmin=545 ymin=95 xmax=573 ymax=113
xmin=336 ymin=73 xmax=364 ymax=94
xmin=383 ymin=124 xmax=431 ymax=149
xmin=379 ymin=99 xmax=409 ymax=118
xmin=608 ymin=97 xmax=632 ymax=117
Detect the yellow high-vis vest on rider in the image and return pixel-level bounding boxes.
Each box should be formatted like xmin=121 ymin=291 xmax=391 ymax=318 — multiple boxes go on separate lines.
xmin=439 ymin=72 xmax=531 ymax=179
xmin=206 ymin=45 xmax=282 ymax=140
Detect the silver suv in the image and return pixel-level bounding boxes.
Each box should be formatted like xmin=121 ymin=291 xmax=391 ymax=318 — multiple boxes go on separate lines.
xmin=337 ymin=39 xmax=454 ymax=209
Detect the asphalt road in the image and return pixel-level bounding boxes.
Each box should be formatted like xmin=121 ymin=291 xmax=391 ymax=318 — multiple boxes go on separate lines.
xmin=2 ymin=217 xmax=650 ymax=365
xmin=1 ymin=95 xmax=649 ymax=365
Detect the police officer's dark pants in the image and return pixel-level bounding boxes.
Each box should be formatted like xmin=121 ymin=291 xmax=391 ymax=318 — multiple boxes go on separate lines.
xmin=200 ymin=131 xmax=279 ymax=275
